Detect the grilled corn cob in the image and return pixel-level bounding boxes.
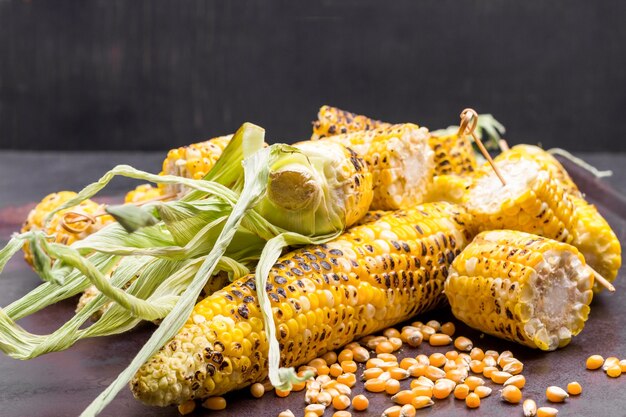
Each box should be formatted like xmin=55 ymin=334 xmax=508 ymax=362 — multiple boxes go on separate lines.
xmin=445 ymin=230 xmax=593 ymax=351
xmin=494 ymin=145 xmax=581 ymax=197
xmin=425 ymin=175 xmax=473 ymax=204
xmin=21 ymin=192 xmax=113 ymax=266
xmin=311 ymin=105 xmax=389 ymax=140
xmin=428 ymin=133 xmax=477 ymax=176
xmin=310 ymin=124 xmax=434 ymax=210
xmin=131 ymin=202 xmax=475 ymax=406
xmin=160 ymin=134 xmax=233 ymax=196
xmin=124 ymin=184 xmax=164 ymax=204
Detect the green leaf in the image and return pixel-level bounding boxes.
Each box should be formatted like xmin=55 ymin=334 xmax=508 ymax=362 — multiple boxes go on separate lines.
xmin=105 ymin=205 xmax=159 ymax=233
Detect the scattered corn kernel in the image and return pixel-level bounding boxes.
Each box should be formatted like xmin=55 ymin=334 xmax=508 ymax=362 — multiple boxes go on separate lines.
xmin=603 ymin=357 xmax=620 ymax=371
xmin=426 ymin=320 xmax=441 ymax=331
xmin=403 ymin=330 xmax=424 ymax=347
xmin=392 ymin=390 xmax=416 ymax=405
xmin=537 ymin=407 xmax=559 ymax=417
xmin=278 ymin=410 xmax=295 ymax=417
xmin=386 ymin=379 xmax=401 ymax=395
xmin=292 ymin=380 xmax=306 ymax=392
xmin=433 ymin=379 xmax=456 ymax=399
xmin=465 ymin=376 xmax=485 ymax=391
xmin=420 ymin=325 xmax=436 ymax=341
xmin=411 ymin=385 xmax=433 ymax=397
xmin=620 ymin=359 xmax=626 ymax=372
xmin=482 ymin=366 xmax=498 ymax=379
xmin=335 ymin=383 xmax=351 ymax=396
xmin=491 ymin=371 xmax=513 ymax=384
xmin=325 ymin=387 xmax=340 ymax=398
xmin=305 ymin=404 xmax=326 ymax=416
xmin=377 ymin=353 xmax=397 ymax=362
xmin=363 ymin=367 xmax=384 ymax=380
xmin=275 ymin=388 xmax=291 ymax=398
xmin=400 ymin=358 xmax=418 ymax=370
xmin=364 ymin=378 xmax=386 ymax=393
xmin=523 ymin=399 xmax=537 ymax=417
xmin=441 ymin=322 xmax=456 ymax=336
xmin=503 ymin=360 xmax=524 ymax=375
xmin=454 ymin=383 xmax=470 ymax=400
xmin=332 ymin=394 xmax=351 ymax=410
xmin=341 ymin=360 xmax=358 ymax=373
xmin=586 ymin=355 xmax=604 ymax=370
xmin=497 ymin=351 xmax=513 ymax=366
xmin=400 ymin=404 xmax=416 ymax=417
xmin=305 ymin=412 xmax=319 ymax=417
xmin=415 ymin=354 xmax=430 ymax=366
xmin=607 ymin=365 xmax=622 ymax=378
xmin=567 ymin=381 xmax=582 ymax=395
xmin=470 ymin=347 xmax=485 ymax=361
xmin=474 ymin=385 xmax=492 ymax=398
xmin=332 ymin=411 xmax=351 ymax=417
xmin=384 ymin=328 xmax=401 ymax=338
xmin=352 ymin=347 xmax=370 ymax=363
xmin=453 ymin=336 xmax=473 ymax=351
xmin=446 ymin=369 xmax=468 ymax=384
xmin=317 ymin=391 xmax=332 ymax=406
xmin=382 ymin=405 xmax=402 ymax=417
xmin=390 ymin=367 xmax=410 ymax=380
xmin=377 ymin=341 xmax=395 ymax=354
xmin=337 ymin=372 xmax=356 ymax=387
xmin=445 ymin=350 xmax=459 ymax=361
xmin=429 ymin=353 xmax=447 ymax=367
xmin=352 ymin=394 xmax=369 ymax=411
xmin=407 ymin=364 xmax=426 ymax=378
xmin=389 ymin=337 xmax=403 ymax=351
xmin=503 ymin=375 xmax=526 ymax=389
xmin=465 ymin=392 xmax=480 ymax=408
xmin=470 ymin=360 xmax=485 ymax=374
xmin=202 ymin=396 xmax=227 ymax=410
xmin=425 ymin=365 xmax=446 ymax=381
xmin=330 ymin=363 xmax=344 ymax=378
xmin=500 ymin=385 xmax=522 ymax=404
xmin=177 ymin=400 xmax=196 ymax=415
xmin=429 ymin=333 xmax=453 ymax=346
xmin=415 ymin=376 xmax=435 ymax=388
xmin=484 ymin=350 xmax=499 ymax=359
xmin=338 ymin=349 xmax=354 ymax=363
xmin=411 ymin=396 xmax=434 ymax=409
xmin=483 ymin=355 xmax=497 ymax=368
xmin=546 ymin=386 xmax=569 ymax=402
xmin=250 ymin=382 xmax=265 ymax=398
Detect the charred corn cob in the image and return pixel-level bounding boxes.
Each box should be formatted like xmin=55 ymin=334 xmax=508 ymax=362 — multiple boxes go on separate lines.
xmin=445 ymin=230 xmax=593 ymax=351
xmin=310 ymin=124 xmax=434 ymax=210
xmin=428 ymin=133 xmax=477 ymax=176
xmin=494 ymin=145 xmax=581 ymax=197
xmin=131 ymin=202 xmax=475 ymax=406
xmin=311 ymin=105 xmax=390 ymax=140
xmin=569 ymin=195 xmax=621 ymax=292
xmin=425 ymin=175 xmax=473 ymax=204
xmin=21 ymin=192 xmax=113 ymax=266
xmin=463 ymin=158 xmax=575 ymax=243
xmin=124 ymin=184 xmax=164 ymax=204
xmin=160 ymin=134 xmax=233 ymax=196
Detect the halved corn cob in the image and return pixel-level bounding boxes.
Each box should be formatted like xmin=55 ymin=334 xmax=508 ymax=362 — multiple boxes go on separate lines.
xmin=494 ymin=145 xmax=581 ymax=197
xmin=21 ymin=192 xmax=113 ymax=266
xmin=124 ymin=184 xmax=164 ymax=204
xmin=131 ymin=202 xmax=475 ymax=406
xmin=445 ymin=230 xmax=594 ymax=351
xmin=424 ymin=174 xmax=473 ymax=204
xmin=428 ymin=133 xmax=477 ymax=176
xmin=160 ymin=134 xmax=233 ymax=196
xmin=311 ymin=105 xmax=390 ymax=140
xmin=310 ymin=124 xmax=434 ymax=210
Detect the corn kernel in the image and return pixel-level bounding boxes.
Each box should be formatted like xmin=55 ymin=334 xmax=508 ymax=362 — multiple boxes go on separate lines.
xmin=429 ymin=333 xmax=453 ymax=346
xmin=470 ymin=360 xmax=485 ymax=373
xmin=503 ymin=375 xmax=526 ymax=389
xmin=411 ymin=396 xmax=434 ymax=409
xmin=446 ymin=368 xmax=468 ymax=383
xmin=497 ymin=350 xmax=513 ymax=367
xmin=250 ymin=382 xmax=265 ymax=398
xmin=334 ymin=383 xmax=351 ymax=396
xmin=441 ymin=322 xmax=456 ymax=336
xmin=503 ymin=359 xmax=524 ymax=375
xmin=366 ymin=358 xmax=385 ymax=369
xmin=363 ymin=367 xmax=384 ymax=380
xmin=330 ymin=363 xmax=343 ymax=378
xmin=332 ymin=411 xmax=351 ymax=417
xmin=484 ymin=350 xmax=499 ymax=359
xmin=384 ymin=327 xmax=401 ymax=338
xmin=546 ymin=386 xmax=568 ymax=402
xmin=425 ymin=365 xmax=446 ymax=381
xmin=337 ymin=372 xmax=356 ymax=387
xmin=386 ymin=379 xmax=401 ymax=395
xmin=278 ymin=410 xmax=295 ymax=417
xmin=305 ymin=404 xmax=326 ymax=416
xmin=620 ymin=360 xmax=626 ymax=372
xmin=607 ymin=364 xmax=622 ymax=378
xmin=482 ymin=366 xmax=498 ymax=379
xmin=338 ymin=349 xmax=353 ymax=363
xmin=415 ymin=376 xmax=435 ymax=388
xmin=364 ymin=378 xmax=386 ymax=393
xmin=317 ymin=391 xmax=332 ymax=406
xmin=332 ymin=394 xmax=351 ymax=410
xmin=453 ymin=336 xmax=473 ymax=351
xmin=445 ymin=350 xmax=459 ymax=361
xmin=292 ymin=380 xmax=306 ymax=392
xmin=322 ymin=351 xmax=338 ymax=365
xmin=177 ymin=400 xmax=196 ymax=415
xmin=392 ymin=390 xmax=416 ymax=405
xmin=407 ymin=364 xmax=427 ymax=378
xmin=202 ymin=396 xmax=227 ymax=410
xmin=377 ymin=353 xmax=397 ymax=362
xmin=523 ymin=399 xmax=537 ymax=417
xmin=537 ymin=407 xmax=559 ymax=417
xmin=433 ymin=378 xmax=455 ymax=399
xmin=390 ymin=367 xmax=410 ymax=380
xmin=465 ymin=376 xmax=485 ymax=390
xmin=377 ymin=341 xmax=395 ymax=354
xmin=389 ymin=337 xmax=403 ymax=351
xmin=465 ymin=392 xmax=480 ymax=408
xmin=474 ymin=385 xmax=492 ymax=398
xmin=483 ymin=355 xmax=497 ymax=368
xmin=382 ymin=405 xmax=402 ymax=417
xmin=275 ymin=388 xmax=291 ymax=398
xmin=400 ymin=404 xmax=416 ymax=417
xmin=491 ymin=371 xmax=513 ymax=384
xmin=567 ymin=381 xmax=582 ymax=395
xmin=400 ymin=358 xmax=418 ymax=370
xmin=454 ymin=383 xmax=470 ymax=400
xmin=500 ymin=385 xmax=522 ymax=404
xmin=305 ymin=412 xmax=319 ymax=417
xmin=352 ymin=394 xmax=369 ymax=411
xmin=586 ymin=354 xmax=604 ymax=370
xmin=411 ymin=385 xmax=433 ymax=397
xmin=415 ymin=354 xmax=430 ymax=366
xmin=603 ymin=357 xmax=620 ymax=371
xmin=420 ymin=325 xmax=436 ymax=341
xmin=341 ymin=360 xmax=358 ymax=373
xmin=429 ymin=353 xmax=447 ymax=368
xmin=352 ymin=346 xmax=370 ymax=363
xmin=470 ymin=347 xmax=485 ymax=361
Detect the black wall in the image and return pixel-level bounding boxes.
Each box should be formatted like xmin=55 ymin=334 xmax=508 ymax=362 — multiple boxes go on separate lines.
xmin=1 ymin=0 xmax=625 ymax=151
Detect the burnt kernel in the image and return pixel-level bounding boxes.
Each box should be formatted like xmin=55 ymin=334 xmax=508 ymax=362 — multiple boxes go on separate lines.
xmin=238 ymin=304 xmax=250 ymax=319
xmin=214 ymin=341 xmax=225 ymax=352
xmin=265 ymin=283 xmax=274 ymax=291
xmin=421 ymin=242 xmax=428 ymax=256
xmin=212 ymin=352 xmax=224 ymax=364
xmin=391 ymin=241 xmax=401 ymax=250
xmin=276 ymin=287 xmax=287 ymax=298
xmin=303 ymin=252 xmax=316 ymax=261
xmin=314 ymin=250 xmax=326 ymax=259
xmin=311 ymin=262 xmax=321 ymax=271
xmin=300 ymin=262 xmax=311 ymax=271
xmin=320 ymin=261 xmax=332 ymax=270
xmin=275 ymin=276 xmax=288 ymax=284
xmin=329 ymin=249 xmax=343 ymax=256
xmin=224 ymin=294 xmax=234 ymax=301
xmin=243 ymin=296 xmax=254 ymax=303
xmin=364 ymin=244 xmax=374 ymax=253
xmin=291 ymin=268 xmax=303 ymax=276
xmin=269 ymin=293 xmax=280 ymax=303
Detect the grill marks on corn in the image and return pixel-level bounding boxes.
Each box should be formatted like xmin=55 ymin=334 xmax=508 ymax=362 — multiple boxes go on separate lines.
xmin=311 ymin=105 xmax=389 ymax=140
xmin=428 ymin=134 xmax=477 ymax=176
xmin=131 ymin=203 xmax=474 ymax=406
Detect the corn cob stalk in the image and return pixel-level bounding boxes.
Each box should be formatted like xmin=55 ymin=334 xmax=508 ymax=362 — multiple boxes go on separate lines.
xmin=494 ymin=144 xmax=581 ymax=197
xmin=160 ymin=134 xmax=233 ymax=196
xmin=21 ymin=192 xmax=113 ymax=266
xmin=311 ymin=105 xmax=390 ymax=140
xmin=428 ymin=133 xmax=477 ymax=176
xmin=124 ymin=184 xmax=164 ymax=204
xmin=310 ymin=124 xmax=434 ymax=210
xmin=445 ymin=230 xmax=594 ymax=351
xmin=131 ymin=202 xmax=475 ymax=406
xmin=424 ymin=174 xmax=473 ymax=204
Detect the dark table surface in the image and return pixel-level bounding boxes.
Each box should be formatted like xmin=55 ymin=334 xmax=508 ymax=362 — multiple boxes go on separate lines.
xmin=0 ymin=151 xmax=624 ymax=417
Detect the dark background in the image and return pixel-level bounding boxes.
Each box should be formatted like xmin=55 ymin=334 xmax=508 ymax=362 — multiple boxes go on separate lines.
xmin=1 ymin=0 xmax=625 ymax=152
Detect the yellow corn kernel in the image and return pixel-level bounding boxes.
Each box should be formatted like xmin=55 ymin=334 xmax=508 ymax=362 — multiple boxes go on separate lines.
xmin=364 ymin=378 xmax=386 ymax=393
xmin=620 ymin=360 xmax=626 ymax=372
xmin=377 ymin=353 xmax=397 ymax=362
xmin=411 ymin=385 xmax=433 ymax=398
xmin=317 ymin=391 xmax=333 ymax=406
xmin=603 ymin=357 xmax=620 ymax=371
xmin=338 ymin=349 xmax=353 ymax=363
xmin=482 ymin=366 xmax=498 ymax=379
xmin=382 ymin=405 xmax=402 ymax=417
xmin=389 ymin=337 xmax=403 ymax=351
xmin=500 ymin=385 xmax=522 ymax=404
xmin=433 ymin=378 xmax=456 ymax=399
xmin=292 ymin=380 xmax=306 ymax=392
xmin=305 ymin=404 xmax=326 ymax=416
xmin=523 ymin=399 xmax=538 ymax=417
xmin=607 ymin=365 xmax=622 ymax=378
xmin=503 ymin=375 xmax=526 ymax=389
xmin=546 ymin=386 xmax=568 ymax=402
xmin=376 ymin=341 xmax=395 ymax=354
xmin=363 ymin=367 xmax=384 ymax=380
xmin=332 ymin=394 xmax=351 ymax=410
xmin=250 ymin=383 xmax=265 ymax=398
xmin=392 ymin=390 xmax=417 ymax=405
xmin=537 ymin=407 xmax=559 ymax=417
xmin=465 ymin=392 xmax=480 ymax=409
xmin=420 ymin=325 xmax=436 ymax=341
xmin=429 ymin=353 xmax=447 ymax=368
xmin=470 ymin=347 xmax=485 ymax=361
xmin=202 ymin=396 xmax=227 ymax=410
xmin=586 ymin=355 xmax=604 ymax=370
xmin=386 ymin=379 xmax=401 ymax=395
xmin=322 ymin=351 xmax=338 ymax=365
xmin=408 ymin=364 xmax=427 ymax=378
xmin=425 ymin=365 xmax=446 ymax=381
xmin=389 ymin=367 xmax=410 ymax=380
xmin=470 ymin=360 xmax=485 ymax=374
xmin=334 ymin=383 xmax=351 ymax=396
xmin=441 ymin=322 xmax=456 ymax=336
xmin=453 ymin=336 xmax=473 ymax=351
xmin=445 ymin=351 xmax=459 ymax=361
xmin=340 ymin=360 xmax=358 ymax=373
xmin=483 ymin=356 xmax=497 ymax=368
xmin=411 ymin=396 xmax=434 ymax=410
xmin=446 ymin=368 xmax=468 ymax=384
xmin=278 ymin=410 xmax=296 ymax=417
xmin=177 ymin=400 xmax=196 ymax=415
xmin=497 ymin=350 xmax=514 ymax=367
xmin=429 ymin=333 xmax=453 ymax=346
xmin=305 ymin=412 xmax=319 ymax=417
xmin=454 ymin=383 xmax=470 ymax=400
xmin=330 ymin=363 xmax=343 ymax=378
xmin=336 ymin=373 xmax=356 ymax=388
xmin=503 ymin=360 xmax=524 ymax=375
xmin=567 ymin=381 xmax=582 ymax=395
xmin=465 ymin=376 xmax=485 ymax=391
xmin=275 ymin=388 xmax=290 ymax=398
xmin=474 ymin=386 xmax=492 ymax=398
xmin=332 ymin=411 xmax=351 ymax=417
xmin=399 ymin=404 xmax=416 ymax=417
xmin=352 ymin=347 xmax=370 ymax=363
xmin=415 ymin=376 xmax=435 ymax=388
xmin=352 ymin=394 xmax=369 ymax=411
xmin=402 ymin=329 xmax=424 ymax=347
xmin=426 ymin=320 xmax=441 ymax=332
xmin=491 ymin=371 xmax=513 ymax=384
xmin=400 ymin=358 xmax=418 ymax=370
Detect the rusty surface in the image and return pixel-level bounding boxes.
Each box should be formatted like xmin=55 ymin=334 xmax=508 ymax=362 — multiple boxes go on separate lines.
xmin=0 ymin=155 xmax=624 ymax=416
